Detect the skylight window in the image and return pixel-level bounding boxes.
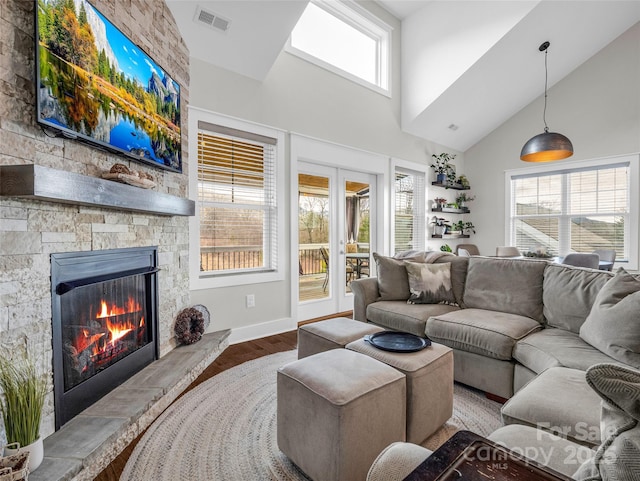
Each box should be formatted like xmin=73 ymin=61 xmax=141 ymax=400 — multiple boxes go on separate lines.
xmin=287 ymin=0 xmax=391 ymax=95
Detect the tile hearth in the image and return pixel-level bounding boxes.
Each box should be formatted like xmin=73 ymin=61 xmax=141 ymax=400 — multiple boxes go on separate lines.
xmin=29 ymin=331 xmax=230 ymax=481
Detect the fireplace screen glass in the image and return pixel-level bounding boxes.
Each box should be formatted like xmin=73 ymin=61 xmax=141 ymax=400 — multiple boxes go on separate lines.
xmin=60 ymin=274 xmax=149 ymax=392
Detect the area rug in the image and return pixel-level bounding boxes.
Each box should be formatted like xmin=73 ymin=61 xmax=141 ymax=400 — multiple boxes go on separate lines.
xmin=120 ymin=350 xmax=502 ymax=481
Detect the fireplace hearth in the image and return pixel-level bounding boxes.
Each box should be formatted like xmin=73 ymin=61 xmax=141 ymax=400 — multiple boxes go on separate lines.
xmin=51 ymin=247 xmax=159 ymax=429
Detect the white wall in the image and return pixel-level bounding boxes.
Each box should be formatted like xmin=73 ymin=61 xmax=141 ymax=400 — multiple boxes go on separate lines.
xmin=465 ymin=21 xmax=640 ymax=257
xmin=189 ymin=2 xmax=463 ymax=340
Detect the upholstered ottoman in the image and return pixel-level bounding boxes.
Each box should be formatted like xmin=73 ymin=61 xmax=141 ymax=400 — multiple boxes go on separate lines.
xmin=297 ymin=317 xmax=384 ymax=359
xmin=347 ymin=339 xmax=453 ymax=444
xmin=277 ymin=349 xmax=406 ymax=481
xmin=501 ymin=367 xmax=601 ymax=446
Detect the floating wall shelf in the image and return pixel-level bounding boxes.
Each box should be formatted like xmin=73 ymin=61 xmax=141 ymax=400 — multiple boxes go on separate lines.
xmin=431 ymin=182 xmax=470 ymax=190
xmin=431 ymin=234 xmax=471 ymax=239
xmin=0 ymin=164 xmax=195 ymax=216
xmin=431 ymin=207 xmax=470 ymax=214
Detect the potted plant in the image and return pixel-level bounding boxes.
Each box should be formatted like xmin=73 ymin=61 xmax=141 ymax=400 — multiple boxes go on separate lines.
xmin=433 ymin=197 xmax=447 ymax=209
xmin=440 ymin=244 xmax=452 ymax=252
xmin=430 ymin=217 xmax=450 ymax=236
xmin=430 ymin=153 xmax=456 ymax=185
xmin=450 ymin=220 xmax=465 ymax=234
xmin=463 ymin=221 xmax=476 ymax=235
xmin=457 ymin=175 xmax=471 ymax=188
xmin=0 ymin=356 xmax=47 ymax=472
xmin=455 ymin=192 xmax=476 ymax=209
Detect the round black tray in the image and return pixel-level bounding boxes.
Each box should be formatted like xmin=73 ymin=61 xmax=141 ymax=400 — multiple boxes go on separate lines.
xmin=364 ymin=331 xmax=431 ymax=353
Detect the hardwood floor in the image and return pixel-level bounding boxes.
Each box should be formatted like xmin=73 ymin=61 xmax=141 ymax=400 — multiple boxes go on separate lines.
xmin=94 ymin=330 xmax=298 ymax=481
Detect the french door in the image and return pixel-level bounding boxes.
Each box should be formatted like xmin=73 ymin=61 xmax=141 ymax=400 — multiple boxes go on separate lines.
xmin=297 ymin=162 xmax=377 ymax=320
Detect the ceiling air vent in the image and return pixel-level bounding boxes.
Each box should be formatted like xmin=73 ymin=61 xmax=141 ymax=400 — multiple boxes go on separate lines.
xmin=194 ymin=6 xmax=230 ymax=33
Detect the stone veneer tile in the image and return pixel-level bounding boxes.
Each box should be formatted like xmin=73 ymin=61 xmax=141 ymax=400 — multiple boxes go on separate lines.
xmin=28 ymin=457 xmax=83 ymax=481
xmin=42 ymin=416 xmax=127 ymax=462
xmin=28 ymin=331 xmax=229 ymax=481
xmin=80 ymin=386 xmax=164 ymax=419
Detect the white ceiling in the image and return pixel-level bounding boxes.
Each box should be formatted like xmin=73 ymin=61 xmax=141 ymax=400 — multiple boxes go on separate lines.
xmin=167 ymin=0 xmax=640 ymax=152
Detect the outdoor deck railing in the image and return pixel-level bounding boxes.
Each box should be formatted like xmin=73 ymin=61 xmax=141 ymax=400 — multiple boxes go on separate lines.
xmin=200 ymin=245 xmax=326 ymax=274
xmin=200 ymin=245 xmax=369 ymax=274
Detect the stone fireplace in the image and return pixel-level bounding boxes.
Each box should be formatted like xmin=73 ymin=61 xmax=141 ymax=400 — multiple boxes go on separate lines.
xmin=0 ymin=0 xmax=191 ymax=443
xmin=50 ymin=247 xmax=160 ymax=429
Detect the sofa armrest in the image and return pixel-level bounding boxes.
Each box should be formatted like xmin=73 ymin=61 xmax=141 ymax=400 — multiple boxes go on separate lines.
xmin=367 ymin=442 xmax=432 ymax=481
xmin=350 ymin=277 xmax=380 ymax=322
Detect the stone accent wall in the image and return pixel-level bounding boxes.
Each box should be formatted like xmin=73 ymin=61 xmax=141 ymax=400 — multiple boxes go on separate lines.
xmin=0 ymin=0 xmax=190 ymax=440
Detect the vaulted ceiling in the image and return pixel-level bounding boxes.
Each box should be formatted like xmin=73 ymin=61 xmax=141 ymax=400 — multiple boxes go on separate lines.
xmin=166 ymin=1 xmax=640 ymax=152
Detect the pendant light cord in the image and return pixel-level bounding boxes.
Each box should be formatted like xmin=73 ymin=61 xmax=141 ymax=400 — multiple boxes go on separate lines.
xmin=540 ymin=41 xmax=550 ymax=134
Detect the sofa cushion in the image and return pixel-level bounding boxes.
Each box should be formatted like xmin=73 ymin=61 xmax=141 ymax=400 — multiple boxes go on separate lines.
xmin=513 ymin=328 xmax=620 ymax=374
xmin=373 ymin=253 xmax=425 ymax=301
xmin=501 ymin=367 xmax=602 ymax=446
xmin=579 ymin=268 xmax=640 ymax=369
xmin=425 ymin=308 xmax=542 ymax=361
xmin=463 ymin=257 xmax=546 ymax=323
xmin=543 ymin=264 xmax=612 ymax=333
xmin=433 ymin=254 xmax=468 ymax=307
xmin=366 ymin=301 xmax=459 ymax=338
xmin=488 ymin=425 xmax=595 ymax=477
xmin=405 ymin=261 xmax=456 ymax=305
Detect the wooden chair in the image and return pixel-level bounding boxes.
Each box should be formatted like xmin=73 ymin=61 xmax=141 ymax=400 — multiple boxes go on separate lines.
xmin=495 ymin=246 xmax=520 ymax=257
xmin=458 ymin=248 xmax=471 ymax=257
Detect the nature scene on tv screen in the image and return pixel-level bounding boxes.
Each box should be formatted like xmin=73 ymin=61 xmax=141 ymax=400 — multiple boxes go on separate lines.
xmin=37 ymin=0 xmax=182 ymax=172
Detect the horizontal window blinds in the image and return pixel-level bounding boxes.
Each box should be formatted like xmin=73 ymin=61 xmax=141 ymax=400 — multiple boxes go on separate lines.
xmin=510 ymin=163 xmax=629 ymax=260
xmin=197 ymin=127 xmax=277 ymax=274
xmin=394 ymin=168 xmax=425 ymax=254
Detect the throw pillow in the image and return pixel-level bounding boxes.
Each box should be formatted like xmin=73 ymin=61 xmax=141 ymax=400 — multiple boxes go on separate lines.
xmin=404 ymin=261 xmax=456 ymax=305
xmin=579 ymin=268 xmax=640 ymax=369
xmin=573 ymin=363 xmax=640 ymax=481
xmin=373 ymin=253 xmax=425 ymax=300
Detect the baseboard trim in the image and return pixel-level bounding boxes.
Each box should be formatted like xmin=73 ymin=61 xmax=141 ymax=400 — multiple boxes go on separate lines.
xmin=297 ymin=311 xmax=353 ymax=326
xmin=228 ymin=317 xmax=297 ymax=345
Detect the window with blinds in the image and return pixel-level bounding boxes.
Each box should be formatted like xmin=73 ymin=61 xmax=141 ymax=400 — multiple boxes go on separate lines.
xmin=509 ymin=162 xmax=629 ymax=260
xmin=394 ymin=168 xmax=426 ymax=254
xmin=197 ymin=122 xmax=277 ymax=276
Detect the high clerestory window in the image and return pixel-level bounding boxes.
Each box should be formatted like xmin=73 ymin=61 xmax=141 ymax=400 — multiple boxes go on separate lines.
xmin=506 ymin=155 xmax=639 ymax=269
xmin=287 ymin=0 xmax=391 ymax=95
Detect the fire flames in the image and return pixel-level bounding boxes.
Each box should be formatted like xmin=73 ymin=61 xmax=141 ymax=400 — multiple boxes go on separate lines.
xmin=71 ymin=296 xmax=145 ymax=365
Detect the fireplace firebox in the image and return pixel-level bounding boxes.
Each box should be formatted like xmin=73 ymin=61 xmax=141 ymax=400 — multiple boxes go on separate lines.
xmin=51 ymin=247 xmax=159 ymax=429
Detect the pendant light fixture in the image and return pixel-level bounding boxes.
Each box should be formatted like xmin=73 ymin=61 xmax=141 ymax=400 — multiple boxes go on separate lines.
xmin=520 ymin=41 xmax=573 ymax=162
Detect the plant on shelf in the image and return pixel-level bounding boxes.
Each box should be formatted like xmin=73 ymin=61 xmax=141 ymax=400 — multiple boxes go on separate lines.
xmin=457 ymin=175 xmax=471 ymax=188
xmin=433 ymin=197 xmax=447 ymax=209
xmin=451 ymin=220 xmax=464 ymax=234
xmin=430 ymin=153 xmax=457 ymax=185
xmin=430 ymin=216 xmax=450 ymax=236
xmin=440 ymin=244 xmax=452 ymax=252
xmin=0 ymin=355 xmax=47 ymax=471
xmin=455 ymin=192 xmax=475 ymax=208
xmin=463 ymin=221 xmax=476 ymax=235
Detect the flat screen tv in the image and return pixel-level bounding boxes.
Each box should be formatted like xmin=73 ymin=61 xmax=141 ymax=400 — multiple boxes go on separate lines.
xmin=35 ymin=0 xmax=182 ymax=173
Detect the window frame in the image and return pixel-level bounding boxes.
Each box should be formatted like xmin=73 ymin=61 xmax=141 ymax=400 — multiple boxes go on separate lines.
xmin=504 ymin=154 xmax=639 ymax=270
xmin=285 ymin=0 xmax=392 ymax=97
xmin=391 ymin=158 xmax=428 ymax=254
xmin=189 ymin=108 xmax=286 ymax=290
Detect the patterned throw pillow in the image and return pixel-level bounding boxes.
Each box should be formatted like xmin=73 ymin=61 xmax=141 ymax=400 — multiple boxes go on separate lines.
xmin=404 ymin=261 xmax=456 ymax=305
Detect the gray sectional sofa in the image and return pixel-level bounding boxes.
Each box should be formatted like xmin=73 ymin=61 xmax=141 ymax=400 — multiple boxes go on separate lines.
xmin=353 ymin=251 xmax=640 ymax=479
xmin=351 ymin=252 xmax=637 ymax=400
